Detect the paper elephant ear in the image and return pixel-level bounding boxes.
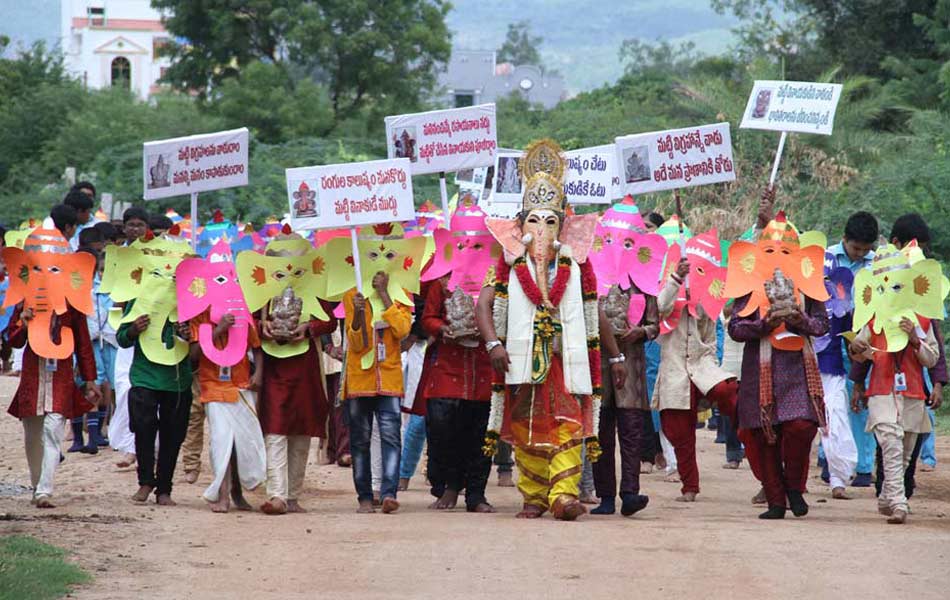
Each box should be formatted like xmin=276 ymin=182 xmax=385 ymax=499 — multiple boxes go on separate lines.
xmin=559 ymin=213 xmax=598 ymax=264
xmin=485 ymin=217 xmax=525 ymax=262
xmin=1 ymin=229 xmax=96 ymax=360
xmin=658 ymin=243 xmax=688 ymax=335
xmin=421 ymin=228 xmax=454 ymax=283
xmin=236 ymin=242 xmax=330 ymax=319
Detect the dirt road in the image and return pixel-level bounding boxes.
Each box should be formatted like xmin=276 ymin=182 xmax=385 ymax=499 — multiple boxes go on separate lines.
xmin=1 ymin=375 xmax=948 ymax=600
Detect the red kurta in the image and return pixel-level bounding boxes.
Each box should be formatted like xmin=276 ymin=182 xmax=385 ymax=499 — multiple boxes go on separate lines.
xmin=420 ymin=281 xmax=492 ymax=402
xmin=259 ymin=313 xmax=337 ymax=437
xmin=6 ymin=305 xmax=96 ymax=420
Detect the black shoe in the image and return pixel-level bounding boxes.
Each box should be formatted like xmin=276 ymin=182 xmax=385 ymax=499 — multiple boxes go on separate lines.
xmin=620 ymin=493 xmax=649 ymax=517
xmin=759 ymin=505 xmax=787 ymax=519
xmin=787 ymin=491 xmax=809 ymax=517
xmin=851 ymin=472 xmax=872 ymax=487
xmin=590 ymin=498 xmax=616 ymax=515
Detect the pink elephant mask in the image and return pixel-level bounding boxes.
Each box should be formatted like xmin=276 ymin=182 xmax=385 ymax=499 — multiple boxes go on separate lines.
xmin=423 ymin=205 xmax=500 ymax=296
xmin=589 ymin=198 xmax=668 ymax=298
xmin=176 ymin=239 xmax=254 ymax=367
xmin=659 ymin=228 xmax=727 ymax=334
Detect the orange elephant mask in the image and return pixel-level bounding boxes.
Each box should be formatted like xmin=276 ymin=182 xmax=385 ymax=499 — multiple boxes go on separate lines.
xmin=1 ymin=228 xmax=95 ymax=359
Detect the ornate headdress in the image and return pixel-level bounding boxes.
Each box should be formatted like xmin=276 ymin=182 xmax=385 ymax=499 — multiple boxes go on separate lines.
xmin=520 ymin=139 xmax=566 ymax=214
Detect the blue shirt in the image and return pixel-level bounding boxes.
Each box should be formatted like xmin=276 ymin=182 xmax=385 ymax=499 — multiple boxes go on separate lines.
xmin=820 ymin=242 xmax=873 ymax=375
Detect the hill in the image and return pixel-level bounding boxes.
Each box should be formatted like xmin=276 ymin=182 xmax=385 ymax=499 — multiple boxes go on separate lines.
xmin=445 ymin=0 xmax=738 ymax=92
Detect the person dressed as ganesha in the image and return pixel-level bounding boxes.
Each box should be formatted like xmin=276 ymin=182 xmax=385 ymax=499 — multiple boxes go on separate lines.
xmin=476 ymin=139 xmax=625 ymax=521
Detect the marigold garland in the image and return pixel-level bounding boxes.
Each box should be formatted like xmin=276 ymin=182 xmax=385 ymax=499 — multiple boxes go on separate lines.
xmin=482 ymin=429 xmax=500 ymax=457
xmin=513 ymin=255 xmax=572 ymax=307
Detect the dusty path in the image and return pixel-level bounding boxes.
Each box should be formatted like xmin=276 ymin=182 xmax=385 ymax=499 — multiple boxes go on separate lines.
xmin=1 ymin=375 xmax=948 ymax=600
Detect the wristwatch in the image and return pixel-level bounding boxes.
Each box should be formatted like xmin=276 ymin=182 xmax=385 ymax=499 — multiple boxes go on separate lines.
xmin=608 ymin=353 xmax=626 ymax=365
xmin=485 ymin=340 xmax=503 ymax=352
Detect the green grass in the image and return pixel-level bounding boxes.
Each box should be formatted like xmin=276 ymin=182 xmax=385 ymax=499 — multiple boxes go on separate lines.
xmin=0 ymin=535 xmax=90 ymax=600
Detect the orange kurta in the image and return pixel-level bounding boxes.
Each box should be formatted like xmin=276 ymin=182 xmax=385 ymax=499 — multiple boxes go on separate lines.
xmin=190 ymin=311 xmax=262 ymax=403
xmin=342 ymin=289 xmax=412 ymax=398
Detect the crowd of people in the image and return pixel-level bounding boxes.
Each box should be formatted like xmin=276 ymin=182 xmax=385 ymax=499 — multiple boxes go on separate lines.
xmin=1 ymin=142 xmax=943 ymax=527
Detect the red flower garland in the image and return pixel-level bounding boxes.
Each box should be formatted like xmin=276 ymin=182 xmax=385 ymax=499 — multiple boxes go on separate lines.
xmin=513 ymin=257 xmax=572 ymax=307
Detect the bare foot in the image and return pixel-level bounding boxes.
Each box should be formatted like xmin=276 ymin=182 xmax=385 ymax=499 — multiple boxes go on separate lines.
xmin=920 ymin=463 xmax=935 ymax=472
xmin=208 ymin=496 xmax=230 ymax=513
xmin=887 ymin=509 xmax=907 ymax=524
xmin=675 ymin=492 xmax=697 ymax=503
xmin=832 ymin=487 xmax=853 ymax=500
xmin=381 ymin=497 xmax=400 ymax=514
xmin=578 ymin=490 xmax=598 ymax=505
xmin=640 ymin=462 xmax=654 ymax=474
xmin=468 ymin=502 xmax=495 ymax=513
xmin=516 ymin=504 xmax=545 ymax=519
xmin=432 ymin=489 xmax=459 ymax=510
xmin=156 ymin=494 xmax=177 ymax=506
xmin=34 ymin=495 xmax=55 ymax=509
xmin=183 ymin=470 xmax=199 ymax=484
xmin=337 ymin=454 xmax=352 ymax=467
xmin=286 ymin=499 xmax=307 ymax=513
xmin=655 ymin=453 xmax=667 ymax=470
xmin=357 ymin=499 xmax=375 ymax=513
xmin=722 ymin=461 xmax=740 ymax=469
xmin=132 ymin=485 xmax=154 ymax=503
xmin=497 ymin=472 xmax=515 ymax=487
xmin=398 ymin=478 xmax=410 ymax=491
xmin=552 ymin=495 xmax=587 ymax=521
xmin=261 ymin=497 xmax=288 ymax=515
xmin=372 ymin=495 xmax=382 ymax=507
xmin=663 ymin=470 xmax=680 ymax=483
xmin=751 ymin=487 xmax=767 ymax=505
xmin=116 ymin=453 xmax=136 ymax=469
xmin=232 ymin=494 xmax=254 ymax=512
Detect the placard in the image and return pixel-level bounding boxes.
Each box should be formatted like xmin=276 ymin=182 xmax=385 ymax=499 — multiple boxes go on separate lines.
xmin=285 ymin=158 xmax=415 ymax=230
xmin=385 ymin=104 xmax=497 ymax=175
xmin=615 ymin=123 xmax=736 ymax=195
xmin=564 ymin=144 xmax=621 ymax=205
xmin=491 ymin=151 xmax=524 ymax=204
xmin=740 ymin=80 xmax=843 ymax=136
xmin=143 ymin=128 xmax=249 ymax=200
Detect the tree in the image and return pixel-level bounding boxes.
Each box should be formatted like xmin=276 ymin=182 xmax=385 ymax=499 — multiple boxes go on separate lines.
xmin=0 ymin=41 xmax=85 ymax=186
xmin=152 ymin=0 xmax=452 ymax=125
xmin=713 ymin=1 xmax=942 ymax=80
xmin=619 ymin=39 xmax=698 ymax=78
xmin=497 ymin=21 xmax=542 ymax=66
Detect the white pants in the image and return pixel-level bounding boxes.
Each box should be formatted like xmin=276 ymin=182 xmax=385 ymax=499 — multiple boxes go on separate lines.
xmin=203 ymin=390 xmax=266 ymax=503
xmin=12 ymin=347 xmax=23 ymax=372
xmin=371 ymin=421 xmax=382 ymax=492
xmin=23 ymin=413 xmax=66 ymax=498
xmin=660 ymin=429 xmax=677 ymax=471
xmin=819 ymin=373 xmax=858 ymax=489
xmin=264 ymin=434 xmax=310 ymax=501
xmin=873 ymin=423 xmax=918 ymax=513
xmin=109 ymin=346 xmax=136 ymax=454
xmin=400 ymin=341 xmax=426 ymax=411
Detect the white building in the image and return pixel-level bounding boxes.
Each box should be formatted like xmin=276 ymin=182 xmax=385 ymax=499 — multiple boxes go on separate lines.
xmin=1 ymin=0 xmax=171 ymax=99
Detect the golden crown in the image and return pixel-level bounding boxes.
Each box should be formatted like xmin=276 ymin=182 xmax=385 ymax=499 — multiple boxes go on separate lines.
xmin=519 ymin=139 xmax=566 ymax=214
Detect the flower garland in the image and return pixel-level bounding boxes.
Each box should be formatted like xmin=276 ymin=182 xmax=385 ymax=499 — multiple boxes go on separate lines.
xmin=513 ymin=255 xmax=572 ymax=307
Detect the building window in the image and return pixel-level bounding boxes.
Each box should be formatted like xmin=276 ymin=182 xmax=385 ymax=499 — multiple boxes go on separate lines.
xmin=454 ymin=92 xmax=474 ymax=108
xmin=153 ymin=37 xmax=170 ymax=59
xmin=88 ymin=7 xmax=106 ymax=27
xmin=111 ymin=57 xmax=131 ymax=90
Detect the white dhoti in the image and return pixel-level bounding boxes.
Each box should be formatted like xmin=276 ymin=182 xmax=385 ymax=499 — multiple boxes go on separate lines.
xmin=23 ymin=413 xmax=66 ymax=498
xmin=819 ymin=373 xmax=858 ymax=489
xmin=109 ymin=346 xmax=136 ymax=454
xmin=202 ymin=390 xmax=266 ymax=503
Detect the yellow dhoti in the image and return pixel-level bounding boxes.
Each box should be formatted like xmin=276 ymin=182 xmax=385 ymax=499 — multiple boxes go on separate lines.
xmin=514 ymin=424 xmax=583 ymax=511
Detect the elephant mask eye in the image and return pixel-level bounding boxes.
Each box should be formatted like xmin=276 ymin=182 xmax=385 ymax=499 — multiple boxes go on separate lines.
xmin=47 ymin=266 xmax=62 ymax=274
xmin=214 ymin=275 xmax=228 ymax=285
